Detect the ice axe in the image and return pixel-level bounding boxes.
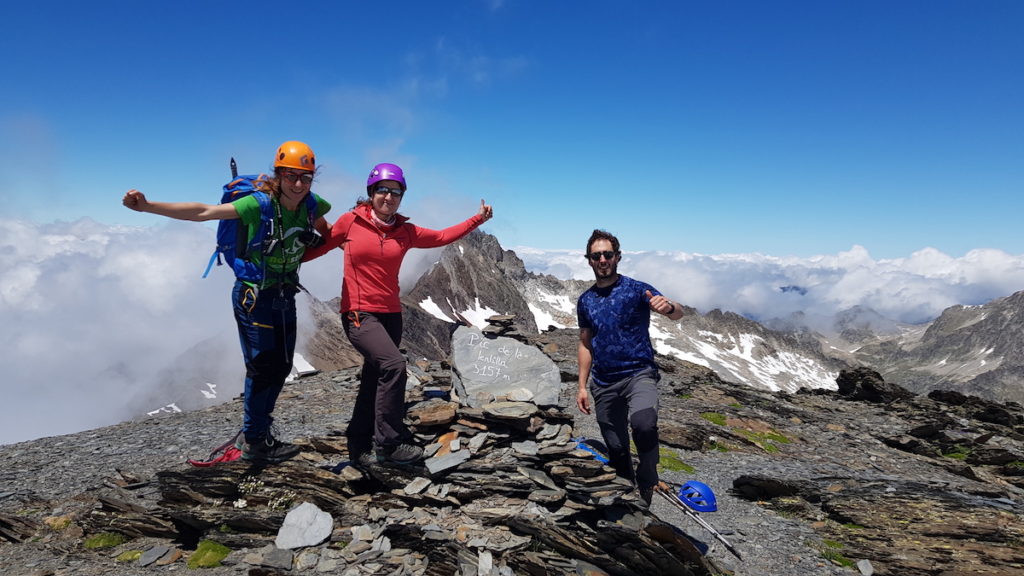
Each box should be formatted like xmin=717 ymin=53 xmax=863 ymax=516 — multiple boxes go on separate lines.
xmin=656 ymin=480 xmax=743 ymax=560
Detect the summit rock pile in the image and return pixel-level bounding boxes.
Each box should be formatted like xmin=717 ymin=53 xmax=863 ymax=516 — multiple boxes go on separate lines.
xmin=140 ymin=366 xmax=713 ymax=576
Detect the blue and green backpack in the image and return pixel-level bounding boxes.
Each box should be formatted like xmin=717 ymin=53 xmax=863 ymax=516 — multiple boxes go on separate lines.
xmin=202 ymin=158 xmax=317 ymax=282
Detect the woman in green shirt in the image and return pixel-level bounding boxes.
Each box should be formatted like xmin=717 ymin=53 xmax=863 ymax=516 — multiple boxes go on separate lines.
xmin=122 ymin=141 xmax=331 ymax=464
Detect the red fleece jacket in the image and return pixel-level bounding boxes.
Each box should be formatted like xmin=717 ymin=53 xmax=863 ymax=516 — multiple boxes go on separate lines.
xmin=303 ymin=203 xmax=484 ymax=313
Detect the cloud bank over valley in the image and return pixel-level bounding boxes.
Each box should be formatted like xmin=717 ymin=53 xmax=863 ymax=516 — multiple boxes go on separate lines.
xmin=3 ymin=218 xmax=1024 ymax=445
xmin=515 ymin=245 xmax=1024 ymax=327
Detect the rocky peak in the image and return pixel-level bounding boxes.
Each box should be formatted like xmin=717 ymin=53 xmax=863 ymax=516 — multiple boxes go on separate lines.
xmin=404 ymin=230 xmax=541 ymax=334
xmin=852 ymin=289 xmax=1024 ymax=405
xmin=832 ymin=305 xmax=906 ymax=343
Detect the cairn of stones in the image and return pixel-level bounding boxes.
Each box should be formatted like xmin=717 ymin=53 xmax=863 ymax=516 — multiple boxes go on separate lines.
xmin=85 ymin=316 xmax=715 ymax=576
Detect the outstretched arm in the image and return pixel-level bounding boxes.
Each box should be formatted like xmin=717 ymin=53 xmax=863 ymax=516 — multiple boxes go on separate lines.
xmin=122 ymin=189 xmax=239 ymax=221
xmin=411 ymin=199 xmax=494 ymax=248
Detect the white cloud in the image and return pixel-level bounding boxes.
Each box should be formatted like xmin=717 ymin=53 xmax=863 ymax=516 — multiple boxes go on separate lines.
xmin=1 ymin=218 xmax=270 ymax=445
xmin=515 ymin=244 xmax=1024 ymax=325
xmin=0 ymin=215 xmax=439 ymax=446
xmin=5 ymin=218 xmax=1024 ymax=445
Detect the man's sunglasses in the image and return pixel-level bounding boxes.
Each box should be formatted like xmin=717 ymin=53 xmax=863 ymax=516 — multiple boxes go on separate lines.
xmin=373 ymin=185 xmax=404 ymax=198
xmin=587 ymin=251 xmax=619 ymax=262
xmin=281 ymin=171 xmax=314 ymax=184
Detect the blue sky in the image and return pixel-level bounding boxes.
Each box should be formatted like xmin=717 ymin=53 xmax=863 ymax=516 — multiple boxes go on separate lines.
xmin=3 ymin=0 xmax=1022 ymax=258
xmin=4 ymin=1 xmax=1024 ymax=444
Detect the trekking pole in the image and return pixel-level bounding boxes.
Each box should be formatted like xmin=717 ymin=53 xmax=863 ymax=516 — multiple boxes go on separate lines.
xmin=230 ymin=157 xmax=238 ymax=178
xmin=655 ymin=482 xmax=743 ymax=560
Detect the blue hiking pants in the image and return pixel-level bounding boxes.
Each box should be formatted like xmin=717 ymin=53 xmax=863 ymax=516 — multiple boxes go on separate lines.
xmin=590 ymin=368 xmax=661 ymax=490
xmin=232 ymin=281 xmax=297 ymax=444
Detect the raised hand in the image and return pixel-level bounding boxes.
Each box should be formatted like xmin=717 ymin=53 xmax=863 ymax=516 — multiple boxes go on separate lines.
xmin=122 ymin=189 xmax=149 ymax=212
xmin=478 ymin=199 xmax=494 ymax=221
xmin=645 ymin=290 xmax=673 ymax=315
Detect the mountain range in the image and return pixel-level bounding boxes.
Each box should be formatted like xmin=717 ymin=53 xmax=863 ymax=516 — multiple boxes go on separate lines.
xmin=4 ymin=230 xmax=1023 ymax=574
xmin=305 ymin=230 xmax=1024 ymax=407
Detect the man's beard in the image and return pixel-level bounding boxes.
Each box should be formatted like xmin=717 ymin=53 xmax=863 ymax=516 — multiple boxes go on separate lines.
xmin=594 ymin=264 xmax=617 ymax=280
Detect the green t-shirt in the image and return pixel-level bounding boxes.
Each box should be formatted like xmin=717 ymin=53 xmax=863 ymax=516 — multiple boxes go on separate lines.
xmin=232 ymin=193 xmax=331 ymax=288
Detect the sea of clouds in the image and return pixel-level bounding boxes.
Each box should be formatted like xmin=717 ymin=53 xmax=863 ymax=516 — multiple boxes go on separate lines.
xmin=4 ymin=217 xmax=1024 ymax=445
xmin=515 ymin=245 xmax=1024 ymax=327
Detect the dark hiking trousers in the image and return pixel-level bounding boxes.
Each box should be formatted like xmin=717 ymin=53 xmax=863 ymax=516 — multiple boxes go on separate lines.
xmin=590 ymin=368 xmax=661 ymax=490
xmin=233 ymin=281 xmax=297 ymax=444
xmin=342 ymin=311 xmax=411 ymax=456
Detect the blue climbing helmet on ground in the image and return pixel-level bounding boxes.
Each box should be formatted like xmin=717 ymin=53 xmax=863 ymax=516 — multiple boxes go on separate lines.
xmin=202 ymin=144 xmax=319 ymax=282
xmin=678 ymin=480 xmax=718 ymax=512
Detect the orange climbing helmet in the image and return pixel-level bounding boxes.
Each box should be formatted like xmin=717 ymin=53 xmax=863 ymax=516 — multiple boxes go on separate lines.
xmin=274 ymin=141 xmax=316 ymax=171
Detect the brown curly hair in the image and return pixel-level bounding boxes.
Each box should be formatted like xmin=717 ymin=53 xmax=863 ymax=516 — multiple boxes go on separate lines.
xmin=586 ymin=229 xmax=620 ymax=255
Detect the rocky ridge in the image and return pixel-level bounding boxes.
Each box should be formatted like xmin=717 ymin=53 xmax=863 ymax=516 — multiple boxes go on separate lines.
xmin=853 ymin=290 xmax=1024 ymax=405
xmin=392 ymin=231 xmax=854 ymax=395
xmin=406 ymin=231 xmax=1024 ymax=407
xmin=2 ymin=315 xmax=1023 ymax=575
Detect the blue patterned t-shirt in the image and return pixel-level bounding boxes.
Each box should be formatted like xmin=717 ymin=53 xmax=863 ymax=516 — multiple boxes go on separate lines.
xmin=577 ymin=274 xmax=661 ymax=385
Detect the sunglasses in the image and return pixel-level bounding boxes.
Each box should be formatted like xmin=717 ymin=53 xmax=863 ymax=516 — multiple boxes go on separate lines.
xmin=373 ymin=185 xmax=404 ymax=198
xmin=280 ymin=171 xmax=314 ymax=184
xmin=587 ymin=251 xmax=619 ymax=262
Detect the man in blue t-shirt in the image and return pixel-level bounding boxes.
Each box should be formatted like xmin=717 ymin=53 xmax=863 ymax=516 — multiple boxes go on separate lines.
xmin=576 ymin=229 xmax=684 ymax=505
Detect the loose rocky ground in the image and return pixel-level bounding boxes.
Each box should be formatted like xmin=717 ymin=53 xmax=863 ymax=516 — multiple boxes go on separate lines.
xmin=1 ymin=327 xmax=1022 ymax=576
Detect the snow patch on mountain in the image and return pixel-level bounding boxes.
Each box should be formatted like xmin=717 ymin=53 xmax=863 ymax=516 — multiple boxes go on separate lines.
xmin=418 ymin=295 xmax=499 ymax=330
xmin=528 ymin=288 xmax=574 ymax=330
xmin=419 ymin=296 xmax=452 ymax=322
xmin=529 ymin=303 xmax=566 ymax=330
xmin=647 ymin=319 xmax=837 ymax=392
xmin=460 ymin=299 xmax=501 ymax=328
xmin=537 ymin=290 xmax=574 ymax=314
xmin=147 ymin=403 xmax=182 ymax=416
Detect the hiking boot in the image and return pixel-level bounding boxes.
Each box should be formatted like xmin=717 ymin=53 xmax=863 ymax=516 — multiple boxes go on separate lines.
xmin=238 ymin=423 xmax=282 ymax=451
xmin=376 ymin=443 xmax=423 ymax=465
xmin=623 ymin=486 xmax=654 ymax=508
xmin=639 ymin=486 xmax=655 ymax=507
xmin=349 ymin=450 xmax=376 ymax=468
xmin=242 ymin=435 xmax=300 ymax=464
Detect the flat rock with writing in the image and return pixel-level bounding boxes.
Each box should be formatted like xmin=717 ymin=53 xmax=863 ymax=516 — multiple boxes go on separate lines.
xmin=451 ymin=326 xmax=563 ymax=407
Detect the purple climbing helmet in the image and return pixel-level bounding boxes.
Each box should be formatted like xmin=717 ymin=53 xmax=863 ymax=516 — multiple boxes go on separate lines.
xmin=367 ymin=163 xmax=406 ymax=193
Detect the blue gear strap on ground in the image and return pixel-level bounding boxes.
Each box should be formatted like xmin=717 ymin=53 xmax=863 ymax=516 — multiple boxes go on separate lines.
xmin=573 ymin=437 xmax=610 ymax=463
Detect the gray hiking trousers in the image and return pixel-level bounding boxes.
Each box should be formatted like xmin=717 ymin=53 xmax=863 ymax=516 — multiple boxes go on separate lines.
xmin=590 ymin=368 xmax=661 ymax=490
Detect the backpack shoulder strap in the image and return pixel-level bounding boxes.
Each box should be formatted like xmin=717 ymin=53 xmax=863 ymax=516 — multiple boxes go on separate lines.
xmin=305 ymin=193 xmax=320 ymax=229
xmin=247 ymin=191 xmax=274 ymax=256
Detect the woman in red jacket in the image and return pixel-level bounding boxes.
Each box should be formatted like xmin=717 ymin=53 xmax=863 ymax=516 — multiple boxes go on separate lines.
xmin=304 ymin=163 xmax=493 ymax=465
